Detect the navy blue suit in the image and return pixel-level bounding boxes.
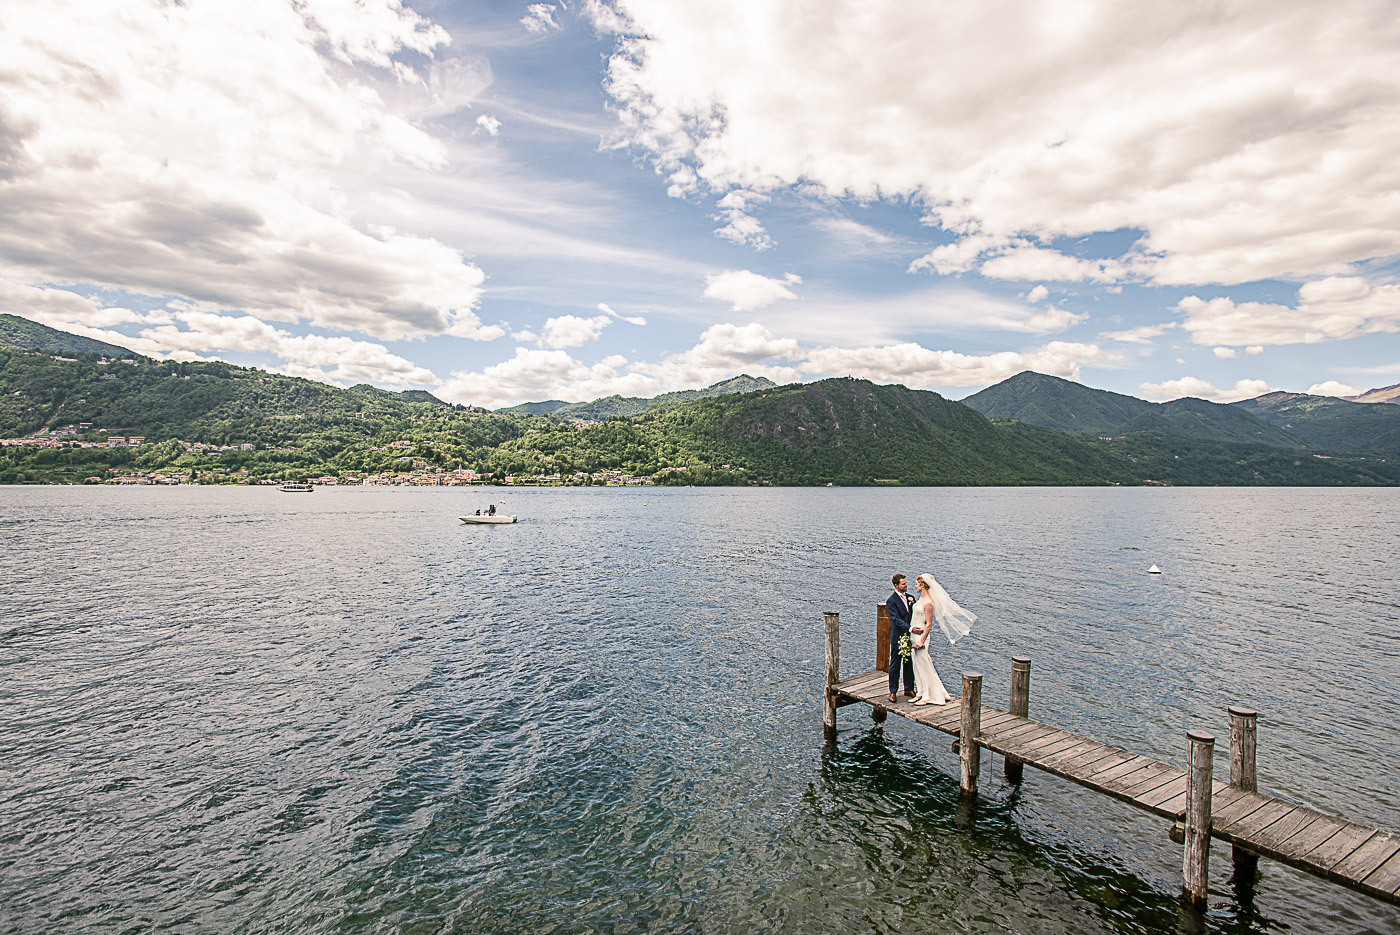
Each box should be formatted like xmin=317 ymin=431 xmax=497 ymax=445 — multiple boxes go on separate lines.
xmin=886 ymin=589 xmax=915 ymax=695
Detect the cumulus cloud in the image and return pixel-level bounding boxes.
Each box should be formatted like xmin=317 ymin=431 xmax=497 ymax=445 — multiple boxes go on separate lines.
xmin=594 ymin=0 xmax=1400 ymax=286
xmin=1213 ymin=345 xmax=1263 ymax=359
xmin=0 ymin=0 xmax=499 ymax=343
xmin=634 ymin=323 xmax=802 ymax=389
xmin=436 ymin=347 xmax=660 ymax=409
xmin=1025 ymin=285 xmax=1049 ymax=304
xmin=1179 ymin=277 xmax=1400 ymax=346
xmin=804 ymin=341 xmax=1116 ymax=389
xmin=1100 ymin=322 xmax=1177 ymax=344
xmin=1139 ymin=376 xmax=1274 ymax=402
xmin=539 ymin=314 xmax=612 ymax=348
xmin=475 ymin=114 xmax=502 ymax=136
xmin=702 ymin=269 xmax=802 ymax=312
xmin=1308 ymin=380 xmax=1362 ymax=398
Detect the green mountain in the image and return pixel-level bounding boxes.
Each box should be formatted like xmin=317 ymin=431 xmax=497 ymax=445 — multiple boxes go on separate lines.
xmin=0 ymin=313 xmax=136 ymax=357
xmin=961 ymin=370 xmax=1151 ymax=434
xmin=1 ymin=323 xmax=1395 ymax=487
xmin=501 ymin=374 xmax=777 ymax=420
xmin=963 ymin=371 xmax=1306 ymax=447
xmin=1233 ymin=391 xmax=1400 ymax=459
xmin=642 ymin=378 xmax=1392 ymax=487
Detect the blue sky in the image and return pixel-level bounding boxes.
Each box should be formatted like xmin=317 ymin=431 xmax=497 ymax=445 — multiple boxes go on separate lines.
xmin=2 ymin=0 xmax=1399 ymax=408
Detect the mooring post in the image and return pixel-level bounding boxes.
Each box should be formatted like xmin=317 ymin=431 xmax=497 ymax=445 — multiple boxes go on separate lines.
xmin=1182 ymin=729 xmax=1215 ymax=909
xmin=959 ymin=672 xmax=983 ymax=798
xmin=875 ymin=603 xmax=890 ymax=673
xmin=1005 ymin=656 xmax=1031 ymax=782
xmin=823 ymin=611 xmax=840 ymax=736
xmin=1228 ymin=706 xmax=1259 ymax=877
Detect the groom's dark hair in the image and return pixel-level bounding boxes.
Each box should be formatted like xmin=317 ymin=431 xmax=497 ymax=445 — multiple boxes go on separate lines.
xmin=891 ymin=574 xmax=906 ymax=586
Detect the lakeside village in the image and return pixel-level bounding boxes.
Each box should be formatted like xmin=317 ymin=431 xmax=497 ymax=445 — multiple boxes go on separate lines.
xmin=0 ymin=426 xmax=707 ymax=486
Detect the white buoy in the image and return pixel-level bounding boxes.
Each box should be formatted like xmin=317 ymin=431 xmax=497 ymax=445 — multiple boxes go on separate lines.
xmin=1148 ymin=564 xmax=1162 ymax=574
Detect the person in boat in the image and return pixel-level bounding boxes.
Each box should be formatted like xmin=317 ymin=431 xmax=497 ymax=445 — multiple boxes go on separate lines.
xmin=474 ymin=509 xmax=481 ymax=515
xmin=488 ymin=504 xmax=496 ymax=516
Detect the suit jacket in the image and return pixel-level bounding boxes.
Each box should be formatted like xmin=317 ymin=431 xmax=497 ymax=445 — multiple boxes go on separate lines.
xmin=886 ymin=590 xmax=914 ymax=637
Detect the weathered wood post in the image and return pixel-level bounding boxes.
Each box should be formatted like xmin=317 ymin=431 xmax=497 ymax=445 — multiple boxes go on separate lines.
xmin=1228 ymin=707 xmax=1259 ymax=877
xmin=1005 ymin=656 xmax=1031 ymax=782
xmin=823 ymin=611 xmax=840 ymax=737
xmin=875 ymin=603 xmax=891 ymax=673
xmin=1182 ymin=729 xmax=1216 ymax=909
xmin=959 ymin=672 xmax=983 ymax=798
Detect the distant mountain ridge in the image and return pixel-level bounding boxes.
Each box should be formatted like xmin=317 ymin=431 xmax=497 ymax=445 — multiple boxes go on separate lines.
xmin=0 ymin=313 xmax=136 ymax=358
xmin=499 ymin=374 xmax=777 ymax=420
xmin=1233 ymin=391 xmax=1400 ymax=459
xmin=962 ymin=372 xmax=1306 ymax=448
xmin=1347 ymin=382 xmax=1400 ymax=404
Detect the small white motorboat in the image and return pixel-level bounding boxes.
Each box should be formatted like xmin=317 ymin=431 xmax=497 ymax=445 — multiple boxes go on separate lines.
xmin=279 ymin=483 xmax=313 ymax=492
xmin=460 ymin=513 xmax=517 ymax=524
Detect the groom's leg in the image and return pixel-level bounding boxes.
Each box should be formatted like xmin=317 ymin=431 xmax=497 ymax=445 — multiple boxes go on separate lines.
xmin=902 ymin=658 xmax=916 ymax=693
xmin=888 ymin=634 xmax=903 ymax=696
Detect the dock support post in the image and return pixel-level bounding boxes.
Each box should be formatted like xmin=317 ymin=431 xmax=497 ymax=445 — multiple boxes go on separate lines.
xmin=875 ymin=603 xmax=890 ymax=673
xmin=1182 ymin=729 xmax=1215 ymax=909
xmin=1005 ymin=656 xmax=1031 ymax=782
xmin=1228 ymin=707 xmax=1259 ymax=880
xmin=823 ymin=612 xmax=840 ymax=737
xmin=959 ymin=672 xmax=983 ymax=798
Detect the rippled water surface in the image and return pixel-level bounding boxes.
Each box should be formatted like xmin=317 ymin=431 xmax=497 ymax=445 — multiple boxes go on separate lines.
xmin=2 ymin=486 xmax=1398 ymax=934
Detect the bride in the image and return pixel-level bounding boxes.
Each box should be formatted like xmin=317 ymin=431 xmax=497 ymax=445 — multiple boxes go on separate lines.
xmin=910 ymin=573 xmax=958 ymax=706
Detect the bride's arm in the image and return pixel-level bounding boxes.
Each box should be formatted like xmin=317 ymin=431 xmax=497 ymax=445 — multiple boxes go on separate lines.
xmin=914 ymin=602 xmax=933 ymax=647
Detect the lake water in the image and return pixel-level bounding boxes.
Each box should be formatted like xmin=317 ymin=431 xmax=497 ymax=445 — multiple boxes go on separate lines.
xmin=1 ymin=486 xmax=1398 ymax=934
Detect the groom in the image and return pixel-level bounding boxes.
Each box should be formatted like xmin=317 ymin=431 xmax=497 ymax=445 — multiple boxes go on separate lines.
xmin=885 ymin=573 xmax=916 ymax=703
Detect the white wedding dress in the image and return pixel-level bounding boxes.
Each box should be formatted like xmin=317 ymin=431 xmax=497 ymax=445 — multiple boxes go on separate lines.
xmin=910 ymin=595 xmax=953 ymax=705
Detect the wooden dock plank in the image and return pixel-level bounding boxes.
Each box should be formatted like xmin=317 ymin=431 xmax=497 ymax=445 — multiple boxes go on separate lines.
xmin=1305 ymin=824 xmax=1376 ymax=870
xmin=1275 ymin=813 xmax=1350 ymax=863
xmin=1249 ymin=808 xmax=1329 ymax=855
xmin=1136 ymin=774 xmax=1190 ymax=810
xmin=1362 ymin=849 xmax=1400 ymax=896
xmin=1035 ymin=739 xmax=1103 ymax=769
xmin=1334 ymin=832 xmax=1400 ymax=886
xmin=1218 ymin=800 xmax=1297 ymax=840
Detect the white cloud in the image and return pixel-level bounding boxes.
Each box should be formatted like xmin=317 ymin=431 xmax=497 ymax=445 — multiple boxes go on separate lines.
xmin=702 ymin=269 xmax=802 ymax=312
xmin=634 ymin=323 xmax=802 ymax=389
xmin=1139 ymin=376 xmax=1274 ymax=402
xmin=1179 ymin=277 xmax=1400 ymax=346
xmin=511 ymin=329 xmax=539 ymax=342
xmin=539 ymin=314 xmax=612 ymax=349
xmin=1025 ymin=285 xmax=1049 ymax=304
xmin=595 ymin=0 xmax=1400 ymax=286
xmin=475 ymin=114 xmax=502 ymax=136
xmin=978 ymin=246 xmax=1129 ymax=283
xmin=712 ymin=190 xmax=775 ymax=249
xmin=521 ymin=3 xmax=561 ymax=34
xmin=803 ymin=340 xmax=1116 ymax=389
xmin=597 ymin=302 xmax=647 ymax=326
xmin=436 ymin=347 xmax=660 ymax=409
xmin=0 ymin=0 xmax=499 ymax=343
xmin=1308 ymin=380 xmax=1362 ymax=397
xmin=1212 ymin=345 xmax=1264 ymax=359
xmin=1100 ymin=322 xmax=1177 ymax=344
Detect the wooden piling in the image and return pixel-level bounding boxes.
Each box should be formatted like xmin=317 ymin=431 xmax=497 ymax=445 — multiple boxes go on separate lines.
xmin=876 ymin=603 xmax=891 ymax=673
xmin=1005 ymin=656 xmax=1031 ymax=782
xmin=960 ymin=672 xmax=983 ymax=797
xmin=1182 ymin=729 xmax=1216 ymax=909
xmin=1228 ymin=706 xmax=1259 ymax=876
xmin=823 ymin=612 xmax=840 ymax=736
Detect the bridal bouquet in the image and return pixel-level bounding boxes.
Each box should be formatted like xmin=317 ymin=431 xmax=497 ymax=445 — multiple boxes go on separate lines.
xmin=897 ymin=633 xmax=913 ymax=660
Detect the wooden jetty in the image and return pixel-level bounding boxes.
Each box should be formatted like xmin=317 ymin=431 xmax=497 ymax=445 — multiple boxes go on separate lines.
xmin=822 ymin=609 xmax=1400 ymax=909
